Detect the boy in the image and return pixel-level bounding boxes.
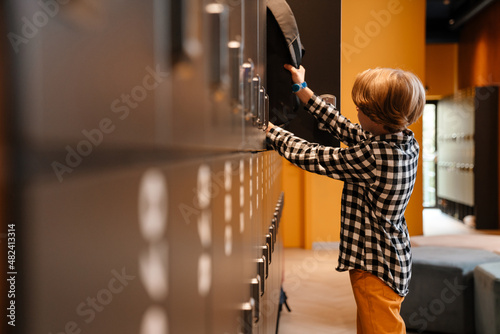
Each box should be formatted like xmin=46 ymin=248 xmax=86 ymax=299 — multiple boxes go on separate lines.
xmin=266 ymin=64 xmax=425 ymax=333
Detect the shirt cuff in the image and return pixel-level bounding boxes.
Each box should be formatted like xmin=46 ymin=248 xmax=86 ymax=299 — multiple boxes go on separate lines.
xmin=266 ymin=125 xmax=282 ymax=143
xmin=305 ymin=95 xmax=328 ymax=115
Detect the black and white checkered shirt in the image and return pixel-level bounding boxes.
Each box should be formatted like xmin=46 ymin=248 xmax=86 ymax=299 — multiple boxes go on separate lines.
xmin=267 ymin=95 xmax=418 ymax=296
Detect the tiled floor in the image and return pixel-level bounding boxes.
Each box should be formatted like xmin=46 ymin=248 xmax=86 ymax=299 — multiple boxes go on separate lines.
xmin=278 ymin=248 xmax=421 ymax=334
xmin=422 ymin=208 xmax=475 ymax=235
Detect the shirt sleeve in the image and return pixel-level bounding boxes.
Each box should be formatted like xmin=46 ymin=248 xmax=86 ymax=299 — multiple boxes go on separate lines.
xmin=305 ymin=95 xmax=369 ymax=146
xmin=267 ymin=126 xmax=378 ymax=185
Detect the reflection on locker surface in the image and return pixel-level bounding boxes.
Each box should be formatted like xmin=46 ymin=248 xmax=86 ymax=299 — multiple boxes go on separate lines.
xmin=5 ymin=0 xmax=288 ymax=333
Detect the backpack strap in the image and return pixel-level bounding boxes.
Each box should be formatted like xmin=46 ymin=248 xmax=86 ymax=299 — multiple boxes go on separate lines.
xmin=266 ymin=0 xmax=305 ymax=67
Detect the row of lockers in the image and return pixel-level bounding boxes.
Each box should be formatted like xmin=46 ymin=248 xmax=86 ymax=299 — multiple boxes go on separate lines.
xmin=436 ymin=86 xmax=499 ymax=228
xmin=436 ymin=91 xmax=475 ymax=207
xmin=4 ymin=0 xmax=288 ymax=333
xmin=16 ymin=151 xmax=283 ymax=333
xmin=7 ymin=0 xmax=268 ymax=154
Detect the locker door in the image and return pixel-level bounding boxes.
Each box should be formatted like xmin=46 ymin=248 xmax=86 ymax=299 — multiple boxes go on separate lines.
xmin=168 ymin=0 xmax=210 ymax=150
xmin=209 ymin=154 xmax=249 ymax=333
xmin=170 ymin=0 xmax=266 ymax=152
xmin=20 ymin=168 xmax=157 ymax=334
xmin=239 ymin=153 xmax=258 ymax=334
xmin=19 ymin=158 xmax=228 ymax=334
xmin=243 ymin=0 xmax=266 ymax=78
xmin=8 ymin=0 xmax=169 ymax=150
xmin=165 ymin=159 xmax=212 ymax=334
xmin=241 ymin=0 xmax=268 ymax=149
xmin=7 ymin=0 xmax=265 ymax=154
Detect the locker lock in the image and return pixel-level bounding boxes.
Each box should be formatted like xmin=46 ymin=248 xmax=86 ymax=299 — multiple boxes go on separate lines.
xmin=272 ymin=217 xmax=278 ymax=234
xmin=266 ymin=233 xmax=273 ymax=255
xmin=250 ymin=277 xmax=260 ymax=323
xmin=269 ymin=224 xmax=276 ymax=246
xmin=240 ymin=302 xmax=253 ymax=334
xmin=255 ymin=257 xmax=266 ymax=296
xmin=259 ymin=245 xmax=270 ymax=274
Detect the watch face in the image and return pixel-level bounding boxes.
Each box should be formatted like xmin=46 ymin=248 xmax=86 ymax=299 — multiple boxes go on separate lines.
xmin=292 ymin=83 xmax=301 ymax=93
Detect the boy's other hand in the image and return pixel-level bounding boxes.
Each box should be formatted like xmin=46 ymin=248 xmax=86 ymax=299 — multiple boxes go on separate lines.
xmin=266 ymin=122 xmax=275 ymax=134
xmin=284 ymin=64 xmax=305 ymax=84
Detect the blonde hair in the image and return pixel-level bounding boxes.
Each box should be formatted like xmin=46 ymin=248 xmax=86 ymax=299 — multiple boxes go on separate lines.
xmin=351 ymin=68 xmax=425 ymax=133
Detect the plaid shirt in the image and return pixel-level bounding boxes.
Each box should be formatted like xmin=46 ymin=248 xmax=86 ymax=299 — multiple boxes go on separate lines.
xmin=267 ymin=95 xmax=418 ymax=296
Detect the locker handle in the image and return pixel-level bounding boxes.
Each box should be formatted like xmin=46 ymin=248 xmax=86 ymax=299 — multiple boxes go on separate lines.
xmin=279 ymin=192 xmax=285 ymax=217
xmin=269 ymin=224 xmax=276 ymax=245
xmin=263 ymin=93 xmax=269 ymax=131
xmin=250 ymin=277 xmax=260 ymax=323
xmin=256 ymin=87 xmax=266 ymax=129
xmin=266 ymin=233 xmax=273 ymax=256
xmin=206 ymin=3 xmax=229 ymax=87
xmin=171 ymin=0 xmax=187 ymax=65
xmin=241 ymin=61 xmax=254 ymax=120
xmin=266 ymin=241 xmax=272 ymax=264
xmin=252 ymin=75 xmax=261 ymax=125
xmin=263 ymin=254 xmax=269 ymax=279
xmin=256 ymin=257 xmax=266 ymax=296
xmin=240 ymin=302 xmax=253 ymax=334
xmin=272 ymin=217 xmax=278 ymax=233
xmin=228 ymin=41 xmax=241 ymax=110
xmin=259 ymin=245 xmax=270 ymax=275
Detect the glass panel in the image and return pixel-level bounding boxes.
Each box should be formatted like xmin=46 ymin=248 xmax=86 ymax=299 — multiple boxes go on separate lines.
xmin=422 ymin=103 xmax=437 ymax=208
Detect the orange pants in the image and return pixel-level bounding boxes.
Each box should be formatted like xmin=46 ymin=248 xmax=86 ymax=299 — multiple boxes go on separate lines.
xmin=349 ymin=269 xmax=406 ymax=334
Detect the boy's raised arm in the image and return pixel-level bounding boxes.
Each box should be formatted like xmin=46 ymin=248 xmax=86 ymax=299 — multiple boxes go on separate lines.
xmin=282 ymin=64 xmax=367 ymax=145
xmin=283 ymin=64 xmax=314 ymax=104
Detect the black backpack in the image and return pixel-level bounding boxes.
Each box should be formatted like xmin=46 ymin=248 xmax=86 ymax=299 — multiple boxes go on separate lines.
xmin=267 ymin=0 xmax=338 ymax=147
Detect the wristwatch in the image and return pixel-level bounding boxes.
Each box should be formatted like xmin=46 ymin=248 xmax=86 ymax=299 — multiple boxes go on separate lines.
xmin=292 ymin=81 xmax=307 ymax=93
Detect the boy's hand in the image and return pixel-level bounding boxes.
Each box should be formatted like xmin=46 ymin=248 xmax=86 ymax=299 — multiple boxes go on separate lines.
xmin=284 ymin=64 xmax=305 ymax=84
xmin=265 ymin=122 xmax=275 ymax=134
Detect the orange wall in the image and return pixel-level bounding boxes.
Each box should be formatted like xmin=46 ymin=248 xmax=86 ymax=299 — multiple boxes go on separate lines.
xmin=341 ymin=0 xmax=425 ymax=241
xmin=458 ymin=1 xmax=500 ymax=89
xmin=281 ymin=160 xmax=305 ymax=248
xmin=282 ymin=0 xmax=426 ymax=249
xmin=426 ymin=44 xmax=458 ymax=99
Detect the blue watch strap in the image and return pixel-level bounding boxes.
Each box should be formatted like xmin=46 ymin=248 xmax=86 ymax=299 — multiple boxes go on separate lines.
xmin=292 ymin=81 xmax=307 ymax=93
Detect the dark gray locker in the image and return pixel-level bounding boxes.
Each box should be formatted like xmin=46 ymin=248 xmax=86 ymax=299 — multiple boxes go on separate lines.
xmin=16 ymin=153 xmax=285 ymax=334
xmin=165 ymin=159 xmax=212 ymax=334
xmin=6 ymin=1 xmax=286 ymax=334
xmin=248 ymin=153 xmax=263 ymax=333
xmin=260 ymin=151 xmax=283 ymax=334
xmin=7 ymin=0 xmax=266 ymax=154
xmin=8 ymin=0 xmax=168 ymax=150
xmin=18 ymin=158 xmax=233 ymax=334
xmin=169 ymin=0 xmax=266 ymax=152
xmin=209 ymin=154 xmax=249 ymax=333
xmin=243 ymin=0 xmax=266 ymax=78
xmin=247 ymin=151 xmax=284 ymax=334
xmin=20 ymin=168 xmax=156 ymax=334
